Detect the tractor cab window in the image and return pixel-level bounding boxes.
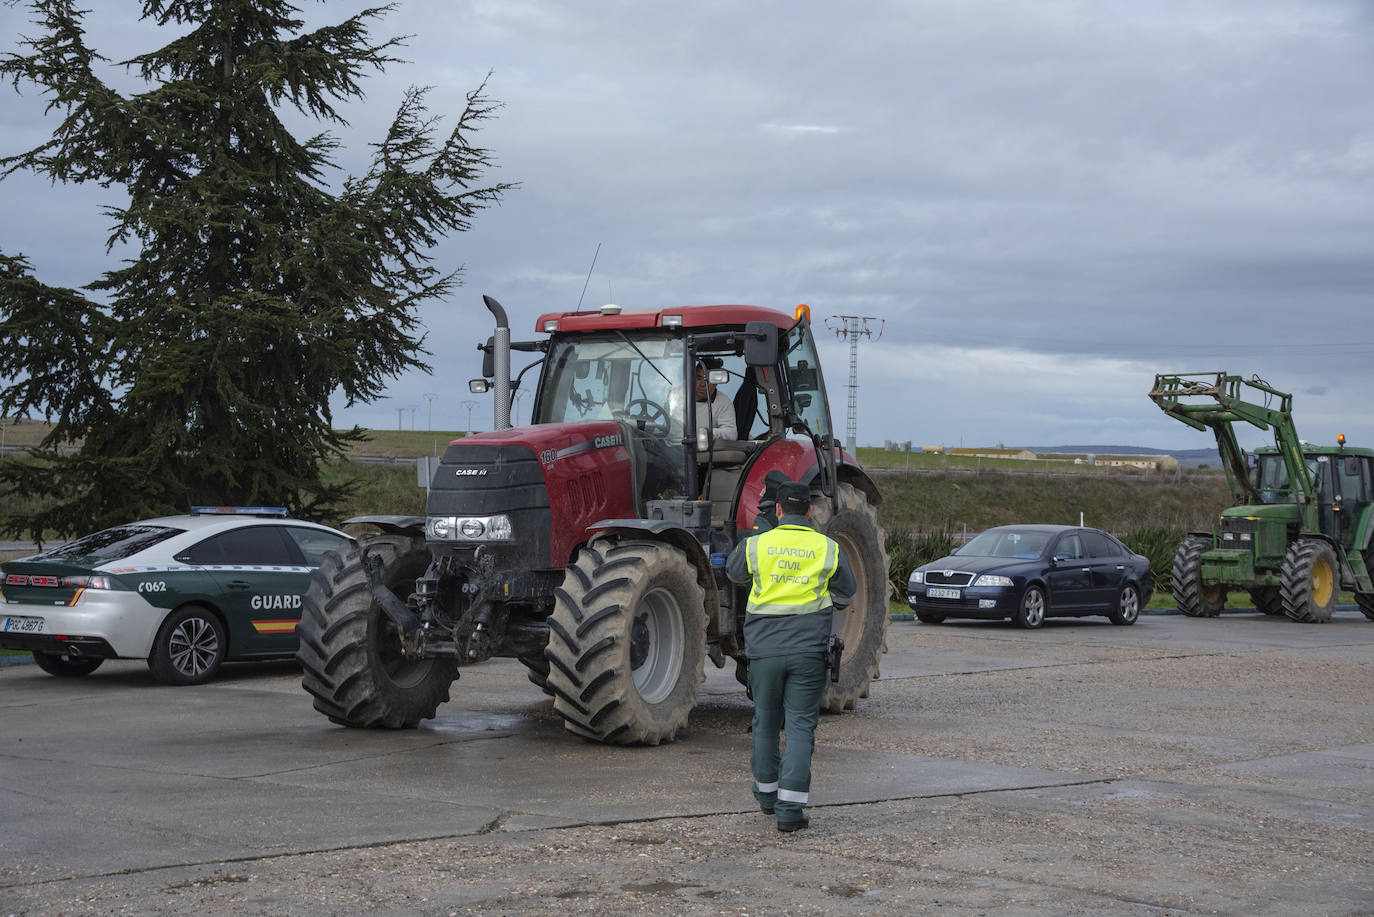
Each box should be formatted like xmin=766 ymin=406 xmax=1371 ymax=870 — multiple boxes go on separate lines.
xmin=781 ymin=321 xmax=832 ymax=440
xmin=536 ymin=333 xmax=686 ymax=433
xmin=1255 ymin=455 xmax=1296 ymax=503
xmin=1334 ymin=454 xmax=1368 ymax=505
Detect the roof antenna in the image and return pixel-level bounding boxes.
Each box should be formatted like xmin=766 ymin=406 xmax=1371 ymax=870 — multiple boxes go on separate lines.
xmin=576 ymin=242 xmax=601 ymax=312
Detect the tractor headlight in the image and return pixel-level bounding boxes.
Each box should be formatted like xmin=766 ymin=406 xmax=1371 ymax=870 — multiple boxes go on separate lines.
xmin=427 ymin=514 xmax=514 ymax=542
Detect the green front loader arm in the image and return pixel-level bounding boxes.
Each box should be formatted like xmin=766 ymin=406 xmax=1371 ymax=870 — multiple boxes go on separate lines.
xmin=1147 ymin=372 xmax=1317 ymax=531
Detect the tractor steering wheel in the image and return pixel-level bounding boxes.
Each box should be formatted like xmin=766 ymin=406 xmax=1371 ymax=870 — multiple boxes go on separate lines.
xmin=620 ymin=398 xmax=670 ymax=433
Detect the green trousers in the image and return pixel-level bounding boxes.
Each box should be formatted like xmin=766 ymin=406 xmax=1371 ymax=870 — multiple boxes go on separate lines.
xmin=748 ymin=652 xmax=827 ymax=822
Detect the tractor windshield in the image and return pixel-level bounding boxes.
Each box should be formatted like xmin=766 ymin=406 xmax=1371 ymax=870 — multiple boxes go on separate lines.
xmin=536 ymin=332 xmax=686 ymax=427
xmin=1254 ymin=453 xmax=1323 ymax=503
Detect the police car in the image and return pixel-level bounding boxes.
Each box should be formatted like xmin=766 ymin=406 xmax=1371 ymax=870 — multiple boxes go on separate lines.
xmin=0 ymin=507 xmax=350 ymax=685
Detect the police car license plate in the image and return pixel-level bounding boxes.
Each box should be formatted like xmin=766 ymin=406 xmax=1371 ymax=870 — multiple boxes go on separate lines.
xmin=926 ymin=587 xmax=960 ymax=600
xmin=2 ymin=615 xmax=44 ymax=634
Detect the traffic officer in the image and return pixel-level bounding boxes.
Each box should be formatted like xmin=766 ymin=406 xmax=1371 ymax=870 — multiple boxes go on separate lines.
xmin=726 ymin=480 xmax=855 ymax=832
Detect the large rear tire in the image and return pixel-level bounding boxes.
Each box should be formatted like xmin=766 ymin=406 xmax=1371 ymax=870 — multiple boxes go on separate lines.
xmin=1171 ymin=536 xmax=1225 ymax=617
xmin=1280 ymin=538 xmax=1338 ymax=623
xmin=808 ymin=481 xmax=891 ymax=712
xmin=296 ymin=534 xmax=458 ymax=728
xmin=546 ymin=540 xmax=706 ymax=745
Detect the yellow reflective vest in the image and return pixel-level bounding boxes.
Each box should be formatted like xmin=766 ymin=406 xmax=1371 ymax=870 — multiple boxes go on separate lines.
xmin=744 ymin=524 xmax=840 ymax=617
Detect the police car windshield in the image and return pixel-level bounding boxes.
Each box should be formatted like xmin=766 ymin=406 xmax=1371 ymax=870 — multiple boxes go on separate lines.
xmin=40 ymin=525 xmax=184 ymax=561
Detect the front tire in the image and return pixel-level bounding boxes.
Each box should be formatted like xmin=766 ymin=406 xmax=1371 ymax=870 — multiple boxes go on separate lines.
xmin=1108 ymin=583 xmax=1140 ymax=625
xmin=1249 ymin=586 xmax=1286 ymax=616
xmin=1280 ymin=538 xmax=1338 ymax=623
xmin=296 ymin=534 xmax=458 ymax=728
xmin=546 ymin=540 xmax=706 ymax=745
xmin=1015 ymin=585 xmax=1047 ymax=629
xmin=1171 ymin=536 xmax=1225 ymax=617
xmin=808 ymin=481 xmax=891 ymax=712
xmin=32 ymin=651 xmax=103 ymax=677
xmin=148 ymin=606 xmax=226 ymax=685
xmin=1355 ymin=593 xmax=1374 ymax=622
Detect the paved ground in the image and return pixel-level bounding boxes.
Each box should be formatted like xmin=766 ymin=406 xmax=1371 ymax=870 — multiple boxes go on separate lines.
xmin=2 ymin=609 xmax=1372 ymax=916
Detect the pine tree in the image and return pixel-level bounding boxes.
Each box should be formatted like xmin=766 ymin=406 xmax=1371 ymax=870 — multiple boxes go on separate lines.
xmin=0 ymin=0 xmax=512 ymax=539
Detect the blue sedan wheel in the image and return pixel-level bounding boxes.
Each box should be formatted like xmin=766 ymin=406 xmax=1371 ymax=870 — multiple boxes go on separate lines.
xmin=1015 ymin=585 xmax=1046 ymax=629
xmin=1110 ymin=583 xmax=1141 ymax=625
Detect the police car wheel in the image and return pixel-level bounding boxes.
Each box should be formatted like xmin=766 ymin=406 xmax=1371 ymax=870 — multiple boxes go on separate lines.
xmin=31 ymin=651 xmax=104 ymax=677
xmin=148 ymin=606 xmax=227 ymax=685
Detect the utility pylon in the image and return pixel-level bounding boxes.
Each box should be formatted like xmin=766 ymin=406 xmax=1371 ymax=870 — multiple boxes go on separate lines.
xmin=824 ymin=315 xmax=885 ymax=453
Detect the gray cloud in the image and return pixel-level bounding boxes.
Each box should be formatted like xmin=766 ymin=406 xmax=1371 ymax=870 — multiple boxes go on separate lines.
xmin=2 ymin=0 xmax=1372 ymax=452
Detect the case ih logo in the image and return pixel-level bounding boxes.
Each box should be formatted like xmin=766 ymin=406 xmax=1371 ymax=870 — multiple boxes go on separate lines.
xmin=5 ymin=574 xmax=58 ymax=587
xmin=594 ymin=433 xmax=623 ymax=449
xmin=454 ymin=468 xmax=488 ymax=476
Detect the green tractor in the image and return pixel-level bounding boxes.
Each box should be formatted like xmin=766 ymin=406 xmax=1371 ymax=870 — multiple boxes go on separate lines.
xmin=1149 ymin=372 xmax=1374 ymax=623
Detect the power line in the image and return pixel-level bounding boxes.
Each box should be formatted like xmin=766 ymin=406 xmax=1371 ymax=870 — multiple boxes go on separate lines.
xmin=824 ymin=315 xmax=885 ymax=453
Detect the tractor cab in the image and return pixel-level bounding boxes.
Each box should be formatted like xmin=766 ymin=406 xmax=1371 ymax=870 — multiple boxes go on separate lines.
xmin=1252 ymin=444 xmax=1374 ymax=551
xmin=527 ymin=304 xmax=839 ymax=529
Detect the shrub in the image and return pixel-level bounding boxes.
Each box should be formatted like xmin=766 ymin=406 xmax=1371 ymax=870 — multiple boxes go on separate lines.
xmin=886 ymin=529 xmax=957 ymax=598
xmin=1120 ymin=527 xmax=1183 ymax=596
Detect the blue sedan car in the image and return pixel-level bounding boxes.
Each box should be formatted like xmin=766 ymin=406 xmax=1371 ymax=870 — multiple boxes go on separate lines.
xmin=906 ymin=524 xmax=1152 ymax=628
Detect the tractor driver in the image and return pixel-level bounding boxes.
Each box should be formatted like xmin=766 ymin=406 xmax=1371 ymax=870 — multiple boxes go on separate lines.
xmin=669 ymin=358 xmax=737 ymax=443
xmin=726 ymin=480 xmax=855 ymax=833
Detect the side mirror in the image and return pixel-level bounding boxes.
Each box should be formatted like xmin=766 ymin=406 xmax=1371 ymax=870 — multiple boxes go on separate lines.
xmin=1052 ymin=553 xmax=1070 ymax=565
xmin=743 ymin=321 xmax=778 ymax=367
xmin=469 ymin=379 xmax=490 ymax=394
xmin=480 ymin=336 xmax=495 ymax=378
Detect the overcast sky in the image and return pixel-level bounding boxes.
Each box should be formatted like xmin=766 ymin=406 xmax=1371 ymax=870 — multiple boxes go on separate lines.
xmin=3 ymin=0 xmax=1373 ymax=452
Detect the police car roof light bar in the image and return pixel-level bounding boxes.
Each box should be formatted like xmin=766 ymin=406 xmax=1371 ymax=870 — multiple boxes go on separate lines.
xmin=190 ymin=506 xmax=289 ymax=517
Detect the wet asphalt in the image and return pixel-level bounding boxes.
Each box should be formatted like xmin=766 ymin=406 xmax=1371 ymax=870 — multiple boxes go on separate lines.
xmin=1 ymin=608 xmax=1371 ymax=915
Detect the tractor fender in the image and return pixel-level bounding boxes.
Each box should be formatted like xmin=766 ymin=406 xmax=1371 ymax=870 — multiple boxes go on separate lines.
xmin=583 ymin=519 xmax=722 ymax=632
xmin=737 ymin=441 xmax=884 ymax=530
xmin=340 ymin=515 xmax=426 ymax=538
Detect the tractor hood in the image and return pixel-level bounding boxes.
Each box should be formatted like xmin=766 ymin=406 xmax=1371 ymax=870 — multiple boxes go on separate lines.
xmin=447 ymin=422 xmax=633 ymax=470
xmin=1221 ymin=503 xmax=1302 ymax=522
xmin=429 ymin=421 xmax=639 ymax=569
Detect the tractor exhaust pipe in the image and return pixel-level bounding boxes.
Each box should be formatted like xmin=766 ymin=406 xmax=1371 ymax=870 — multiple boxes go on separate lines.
xmin=483 ymin=294 xmax=512 ymax=430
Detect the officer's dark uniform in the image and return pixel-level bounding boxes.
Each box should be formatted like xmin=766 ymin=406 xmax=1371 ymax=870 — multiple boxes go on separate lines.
xmin=726 ymin=481 xmax=856 ymax=832
xmin=749 ymin=469 xmax=793 ymax=534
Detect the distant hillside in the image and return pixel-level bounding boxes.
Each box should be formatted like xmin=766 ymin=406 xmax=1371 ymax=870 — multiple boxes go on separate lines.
xmin=1023 ymin=444 xmax=1222 ymax=467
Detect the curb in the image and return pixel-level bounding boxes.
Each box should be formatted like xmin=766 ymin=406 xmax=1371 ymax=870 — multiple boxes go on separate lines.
xmin=0 ymin=653 xmax=34 ymax=666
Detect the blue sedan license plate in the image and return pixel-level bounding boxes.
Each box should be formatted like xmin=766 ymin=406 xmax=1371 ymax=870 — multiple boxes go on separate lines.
xmin=926 ymin=587 xmax=960 ymax=600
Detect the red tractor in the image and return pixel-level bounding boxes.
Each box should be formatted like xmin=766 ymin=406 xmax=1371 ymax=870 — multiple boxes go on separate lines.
xmin=297 ymin=297 xmax=890 ymax=744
